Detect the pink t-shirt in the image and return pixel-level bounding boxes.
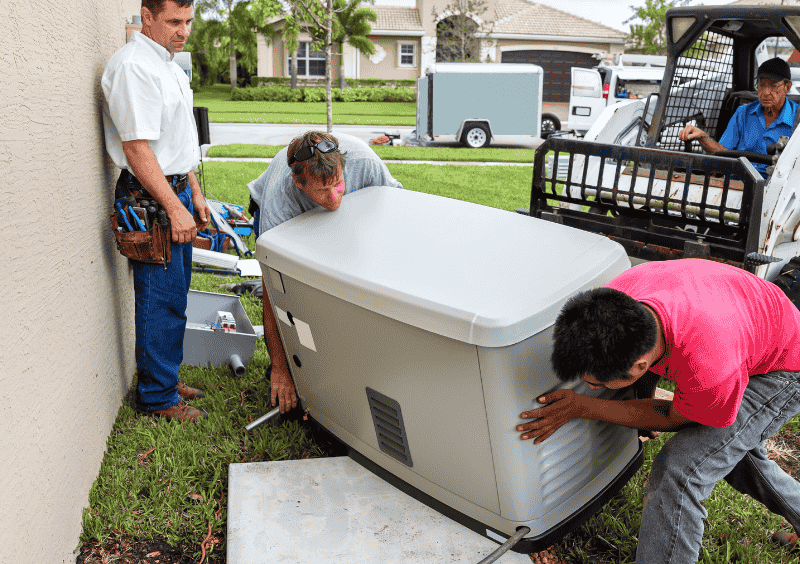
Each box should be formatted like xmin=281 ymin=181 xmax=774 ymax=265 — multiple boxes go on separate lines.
xmin=607 ymin=259 xmax=800 ymax=427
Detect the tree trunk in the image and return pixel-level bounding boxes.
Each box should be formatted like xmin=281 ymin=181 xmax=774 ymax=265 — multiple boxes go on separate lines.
xmin=326 ymin=0 xmax=333 ymax=133
xmin=229 ymin=10 xmax=237 ymax=89
xmin=291 ymin=49 xmax=298 ymax=89
xmin=339 ymin=41 xmax=346 ymax=90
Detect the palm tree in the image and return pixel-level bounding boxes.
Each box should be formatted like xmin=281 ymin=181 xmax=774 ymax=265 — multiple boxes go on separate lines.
xmin=333 ymin=0 xmax=377 ymax=90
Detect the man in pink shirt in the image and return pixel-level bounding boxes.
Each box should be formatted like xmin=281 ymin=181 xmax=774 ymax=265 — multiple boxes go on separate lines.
xmin=516 ymin=259 xmax=800 ymax=562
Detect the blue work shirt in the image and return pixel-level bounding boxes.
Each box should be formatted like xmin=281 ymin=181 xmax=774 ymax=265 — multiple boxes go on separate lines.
xmin=719 ymin=98 xmax=797 ymax=177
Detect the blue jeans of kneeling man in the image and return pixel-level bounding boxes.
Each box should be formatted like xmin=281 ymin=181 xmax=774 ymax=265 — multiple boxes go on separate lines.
xmin=636 ymin=369 xmax=800 ymax=563
xmin=116 ymin=180 xmax=193 ymax=411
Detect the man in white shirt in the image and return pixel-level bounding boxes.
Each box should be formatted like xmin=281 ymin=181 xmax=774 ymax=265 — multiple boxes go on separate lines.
xmin=102 ymin=0 xmax=210 ymax=422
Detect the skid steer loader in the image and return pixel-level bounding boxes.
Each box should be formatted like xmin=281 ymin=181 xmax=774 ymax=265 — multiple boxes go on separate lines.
xmin=523 ymin=5 xmax=800 ymax=306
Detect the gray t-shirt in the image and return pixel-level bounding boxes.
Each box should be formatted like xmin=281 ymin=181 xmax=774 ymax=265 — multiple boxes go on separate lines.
xmin=247 ymin=133 xmax=404 ymax=234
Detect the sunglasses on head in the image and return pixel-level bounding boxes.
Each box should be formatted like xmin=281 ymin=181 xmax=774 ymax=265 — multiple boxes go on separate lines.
xmin=288 ymin=139 xmax=338 ymax=165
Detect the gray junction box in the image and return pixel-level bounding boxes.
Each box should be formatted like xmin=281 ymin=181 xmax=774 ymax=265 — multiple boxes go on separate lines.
xmin=255 ymin=187 xmax=643 ymax=552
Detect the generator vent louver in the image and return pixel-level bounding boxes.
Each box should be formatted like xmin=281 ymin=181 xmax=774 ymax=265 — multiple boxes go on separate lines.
xmin=366 ymin=387 xmax=413 ymax=467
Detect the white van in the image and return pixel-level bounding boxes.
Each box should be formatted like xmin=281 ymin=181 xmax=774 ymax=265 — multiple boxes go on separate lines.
xmin=567 ymin=55 xmax=666 ymax=136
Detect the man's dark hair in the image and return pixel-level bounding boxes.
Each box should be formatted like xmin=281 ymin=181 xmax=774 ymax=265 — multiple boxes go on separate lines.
xmin=551 ymin=287 xmax=657 ymax=383
xmin=142 ymin=0 xmax=194 ymax=17
xmin=287 ymin=131 xmax=348 ymax=187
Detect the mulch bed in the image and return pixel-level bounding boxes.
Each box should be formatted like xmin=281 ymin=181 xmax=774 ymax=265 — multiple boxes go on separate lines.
xmin=75 ymin=533 xmax=222 ymax=564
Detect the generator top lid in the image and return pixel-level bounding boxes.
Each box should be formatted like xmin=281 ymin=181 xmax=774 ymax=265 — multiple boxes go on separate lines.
xmin=255 ymin=187 xmax=629 ymax=347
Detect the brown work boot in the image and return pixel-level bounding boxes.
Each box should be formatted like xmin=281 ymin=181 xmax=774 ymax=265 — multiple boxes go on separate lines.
xmin=773 ymin=530 xmax=800 ymax=552
xmin=154 ymin=401 xmax=208 ymax=422
xmin=176 ymin=381 xmax=205 ymax=400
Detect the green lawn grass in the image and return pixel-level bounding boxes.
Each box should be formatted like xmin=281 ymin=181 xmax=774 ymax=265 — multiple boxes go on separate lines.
xmin=193 ymin=85 xmax=416 ymax=125
xmin=206 ymin=144 xmax=538 ymax=163
xmin=197 ymin=161 xmax=533 ymax=213
xmin=80 ymin=158 xmax=800 ymax=563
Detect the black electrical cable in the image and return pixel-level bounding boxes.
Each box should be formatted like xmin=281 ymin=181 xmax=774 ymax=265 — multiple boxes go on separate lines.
xmin=474 ymin=527 xmax=531 ymax=564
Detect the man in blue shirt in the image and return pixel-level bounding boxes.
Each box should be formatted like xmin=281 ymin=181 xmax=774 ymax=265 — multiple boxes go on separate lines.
xmin=678 ymin=57 xmax=797 ymax=177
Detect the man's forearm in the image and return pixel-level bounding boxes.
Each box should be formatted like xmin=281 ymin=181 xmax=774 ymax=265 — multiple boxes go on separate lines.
xmin=261 ymin=279 xmax=291 ymax=380
xmin=188 ymin=170 xmax=202 ymax=198
xmin=697 ymin=134 xmax=726 ymax=155
xmin=577 ymin=397 xmax=696 ymax=432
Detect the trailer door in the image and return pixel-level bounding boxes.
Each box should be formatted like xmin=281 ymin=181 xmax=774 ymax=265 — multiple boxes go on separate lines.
xmin=567 ymin=67 xmax=606 ymax=134
xmin=416 ymin=75 xmax=430 ymax=139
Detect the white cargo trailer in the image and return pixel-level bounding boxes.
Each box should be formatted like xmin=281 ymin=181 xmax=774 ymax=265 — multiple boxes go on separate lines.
xmin=416 ymin=63 xmax=554 ymax=147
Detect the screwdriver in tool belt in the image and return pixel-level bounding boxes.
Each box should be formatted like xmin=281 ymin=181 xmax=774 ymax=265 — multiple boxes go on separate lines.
xmin=125 ymin=196 xmax=147 ymax=231
xmin=115 ymin=200 xmax=133 ymax=232
xmin=158 ymin=209 xmax=169 ymax=270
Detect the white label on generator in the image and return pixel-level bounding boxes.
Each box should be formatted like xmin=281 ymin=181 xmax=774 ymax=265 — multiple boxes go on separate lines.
xmin=275 ymin=306 xmax=291 ymax=326
xmin=294 ymin=318 xmax=317 ymax=352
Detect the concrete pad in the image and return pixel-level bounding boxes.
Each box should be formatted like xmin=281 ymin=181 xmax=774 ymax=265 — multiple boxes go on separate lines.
xmin=227 ymin=456 xmax=532 ymax=564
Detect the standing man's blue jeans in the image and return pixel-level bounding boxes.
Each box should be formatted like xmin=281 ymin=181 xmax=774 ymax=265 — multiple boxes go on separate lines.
xmin=116 ymin=180 xmax=194 ymax=411
xmin=637 ymin=369 xmax=800 ymax=563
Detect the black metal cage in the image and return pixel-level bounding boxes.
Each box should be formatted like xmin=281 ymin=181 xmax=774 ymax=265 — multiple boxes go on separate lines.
xmin=531 ymin=137 xmax=765 ymax=267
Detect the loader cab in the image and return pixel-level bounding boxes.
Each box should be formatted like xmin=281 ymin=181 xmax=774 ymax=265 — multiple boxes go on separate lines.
xmin=647 ymin=6 xmax=800 ymax=154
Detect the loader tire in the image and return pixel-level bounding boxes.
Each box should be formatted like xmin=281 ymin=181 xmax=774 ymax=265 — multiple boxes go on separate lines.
xmin=774 ymin=256 xmax=800 ymax=310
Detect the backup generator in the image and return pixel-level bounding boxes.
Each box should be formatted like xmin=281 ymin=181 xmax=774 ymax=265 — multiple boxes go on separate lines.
xmin=255 ymin=187 xmax=642 ymax=552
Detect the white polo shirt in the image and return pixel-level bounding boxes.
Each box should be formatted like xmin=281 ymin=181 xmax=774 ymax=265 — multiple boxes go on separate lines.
xmin=102 ymin=31 xmax=199 ymax=176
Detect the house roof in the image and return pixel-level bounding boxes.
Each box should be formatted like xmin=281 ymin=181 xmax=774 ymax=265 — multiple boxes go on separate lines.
xmin=271 ymin=1 xmax=626 ymax=40
xmin=371 ymin=6 xmax=424 ymax=33
xmin=728 ymin=0 xmax=800 ymax=4
xmin=492 ymin=0 xmax=628 ymax=39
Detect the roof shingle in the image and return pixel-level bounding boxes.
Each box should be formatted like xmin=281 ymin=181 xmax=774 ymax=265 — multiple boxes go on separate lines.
xmin=371 ymin=6 xmax=424 ymax=32
xmin=493 ymin=0 xmax=627 ymax=39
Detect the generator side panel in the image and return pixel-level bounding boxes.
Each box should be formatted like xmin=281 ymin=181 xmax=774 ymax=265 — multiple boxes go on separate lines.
xmin=478 ymin=328 xmax=640 ymax=527
xmin=431 ymin=72 xmax=541 ymax=136
xmin=263 ymin=268 xmax=501 ymax=515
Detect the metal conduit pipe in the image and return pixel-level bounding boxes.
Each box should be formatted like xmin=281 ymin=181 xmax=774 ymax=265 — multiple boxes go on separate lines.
xmin=474 ymin=527 xmax=531 ymax=564
xmin=245 ymin=406 xmax=281 ymax=432
xmin=229 ymin=354 xmax=245 ymax=377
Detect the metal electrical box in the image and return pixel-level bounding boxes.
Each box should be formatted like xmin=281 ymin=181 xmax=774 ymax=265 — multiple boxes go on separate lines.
xmin=255 ymin=187 xmax=642 ymax=552
xmin=182 ymin=290 xmax=257 ymax=370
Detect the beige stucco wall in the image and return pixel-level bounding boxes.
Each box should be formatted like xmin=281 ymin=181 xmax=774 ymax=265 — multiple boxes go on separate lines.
xmin=357 ymin=36 xmax=421 ymax=80
xmin=1 ymin=1 xmax=140 ymax=562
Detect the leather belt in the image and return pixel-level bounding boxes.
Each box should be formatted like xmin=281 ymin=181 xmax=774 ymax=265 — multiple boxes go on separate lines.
xmin=120 ymin=169 xmax=188 ymax=195
xmin=165 ymin=174 xmax=189 ymax=193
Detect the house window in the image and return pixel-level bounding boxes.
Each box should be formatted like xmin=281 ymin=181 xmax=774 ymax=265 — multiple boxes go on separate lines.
xmin=288 ymin=41 xmax=325 ymax=77
xmin=398 ymin=41 xmax=416 ymax=67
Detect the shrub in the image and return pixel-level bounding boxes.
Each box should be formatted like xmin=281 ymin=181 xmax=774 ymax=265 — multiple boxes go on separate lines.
xmin=389 ymin=87 xmax=416 ymax=102
xmin=230 ymin=84 xmax=416 ymax=103
xmin=368 ymin=88 xmax=390 ymax=102
xmin=340 ymin=87 xmax=371 ymax=102
xmin=251 ymin=76 xmax=287 ymax=87
xmin=302 ymin=87 xmax=326 ymax=102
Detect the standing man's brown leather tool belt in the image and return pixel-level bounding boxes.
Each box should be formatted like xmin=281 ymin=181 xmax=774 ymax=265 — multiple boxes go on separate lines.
xmin=110 ymin=169 xmax=182 ymax=268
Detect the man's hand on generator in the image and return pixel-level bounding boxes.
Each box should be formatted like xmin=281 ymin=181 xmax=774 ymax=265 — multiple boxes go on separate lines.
xmin=517 ymin=389 xmax=584 ymax=444
xmin=270 ymin=367 xmax=298 ymax=413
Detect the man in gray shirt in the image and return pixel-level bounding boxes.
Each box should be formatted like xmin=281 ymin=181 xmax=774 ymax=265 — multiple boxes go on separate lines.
xmin=248 ymin=131 xmax=404 ymax=412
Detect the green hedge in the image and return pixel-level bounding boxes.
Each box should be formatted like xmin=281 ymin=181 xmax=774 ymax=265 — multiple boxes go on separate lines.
xmin=251 ymin=76 xmax=416 ymax=88
xmin=231 ymin=85 xmax=416 ymax=102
